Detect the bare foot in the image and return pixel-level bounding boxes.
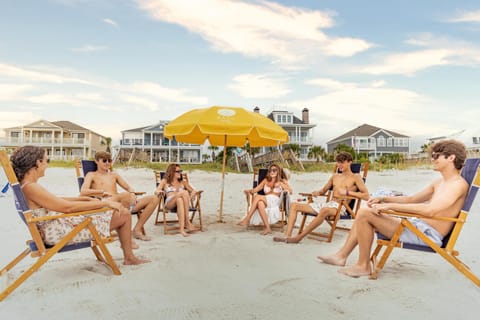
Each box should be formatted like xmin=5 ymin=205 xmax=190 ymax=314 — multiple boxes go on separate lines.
xmin=186 ymin=225 xmax=199 ymax=232
xmin=237 ymin=220 xmax=248 ymax=226
xmin=316 ymin=254 xmax=346 ymax=267
xmin=338 ymin=265 xmax=371 ymax=278
xmin=285 ymin=237 xmax=300 ymax=244
xmin=273 ymin=236 xmax=286 ymax=242
xmin=181 ymin=231 xmax=191 ymax=237
xmin=133 ymin=232 xmax=152 ymax=241
xmin=260 ymin=228 xmax=272 ymax=236
xmin=123 ymin=256 xmax=151 ymax=265
xmin=131 ymin=239 xmax=140 ymax=250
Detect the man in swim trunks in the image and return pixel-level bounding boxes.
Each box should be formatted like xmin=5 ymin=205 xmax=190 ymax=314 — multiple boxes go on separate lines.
xmin=318 ymin=139 xmax=469 ymax=278
xmin=80 ymin=151 xmax=159 ymax=242
xmin=273 ymin=151 xmax=369 ymax=244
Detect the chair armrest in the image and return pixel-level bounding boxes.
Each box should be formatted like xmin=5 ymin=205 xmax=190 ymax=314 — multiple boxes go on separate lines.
xmin=379 ymin=210 xmax=462 ymax=223
xmin=28 ymin=207 xmax=112 ymax=223
xmin=298 ymin=192 xmax=328 ymax=203
xmin=132 ymin=191 xmax=145 ymax=196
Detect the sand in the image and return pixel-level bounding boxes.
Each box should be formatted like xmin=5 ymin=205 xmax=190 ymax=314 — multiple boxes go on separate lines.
xmin=0 ymin=167 xmax=479 ymax=319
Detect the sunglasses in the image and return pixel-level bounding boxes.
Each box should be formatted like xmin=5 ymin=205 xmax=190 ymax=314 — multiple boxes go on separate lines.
xmin=175 ymin=170 xmax=183 ymax=173
xmin=42 ymin=158 xmax=50 ymax=164
xmin=431 ymin=152 xmax=444 ymax=160
xmin=269 ymin=168 xmax=278 ymax=172
xmin=101 ymin=158 xmax=112 ymax=163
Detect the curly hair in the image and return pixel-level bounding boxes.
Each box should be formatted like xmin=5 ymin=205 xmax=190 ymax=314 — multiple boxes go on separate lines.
xmin=10 ymin=146 xmax=46 ymax=182
xmin=430 ymin=139 xmax=466 ymax=170
xmin=335 ymin=151 xmax=353 ymax=163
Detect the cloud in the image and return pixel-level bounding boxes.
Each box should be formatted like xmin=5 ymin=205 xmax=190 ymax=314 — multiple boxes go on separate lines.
xmin=103 ymin=18 xmax=118 ymax=27
xmin=136 ymin=0 xmax=372 ymax=67
xmin=0 ymin=84 xmax=34 ymax=100
xmin=70 ymin=45 xmax=109 ymax=52
xmin=0 ymin=111 xmax=37 ymax=135
xmin=227 ymin=74 xmax=290 ymax=99
xmin=446 ymin=10 xmax=480 ymax=23
xmin=129 ymin=81 xmax=209 ymax=105
xmin=0 ymin=63 xmax=94 ymax=85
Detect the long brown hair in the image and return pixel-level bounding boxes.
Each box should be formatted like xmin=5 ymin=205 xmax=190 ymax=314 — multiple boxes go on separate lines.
xmin=164 ymin=163 xmax=180 ymax=184
xmin=265 ymin=163 xmax=282 ymax=183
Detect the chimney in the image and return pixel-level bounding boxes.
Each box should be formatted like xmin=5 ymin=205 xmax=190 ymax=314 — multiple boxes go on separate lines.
xmin=253 ymin=106 xmax=260 ymax=113
xmin=302 ymin=108 xmax=309 ymax=124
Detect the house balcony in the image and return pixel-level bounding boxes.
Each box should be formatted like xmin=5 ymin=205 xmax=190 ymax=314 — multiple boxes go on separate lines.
xmin=0 ymin=137 xmax=89 ymax=147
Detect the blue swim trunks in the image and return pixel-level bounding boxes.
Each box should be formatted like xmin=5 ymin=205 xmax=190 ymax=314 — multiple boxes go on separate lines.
xmin=399 ymin=218 xmax=444 ymax=247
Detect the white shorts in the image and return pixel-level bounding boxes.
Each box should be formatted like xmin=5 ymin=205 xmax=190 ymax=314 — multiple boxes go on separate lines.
xmin=310 ymin=200 xmax=346 ymax=216
xmin=399 ymin=218 xmax=444 ymax=247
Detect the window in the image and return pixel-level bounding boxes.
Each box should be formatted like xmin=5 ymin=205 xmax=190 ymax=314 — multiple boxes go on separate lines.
xmin=473 ymin=137 xmax=479 ymax=144
xmin=377 ymin=136 xmax=385 ymax=147
xmin=387 ymin=138 xmax=392 ymax=147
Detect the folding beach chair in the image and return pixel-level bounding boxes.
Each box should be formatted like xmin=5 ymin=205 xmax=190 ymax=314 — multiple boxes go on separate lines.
xmin=370 ymin=158 xmax=480 ymax=286
xmin=297 ymin=162 xmax=369 ymax=242
xmin=244 ymin=167 xmax=289 ymax=231
xmin=0 ymin=151 xmax=120 ymax=302
xmin=153 ymin=170 xmax=203 ymax=234
xmin=74 ymin=159 xmax=146 ymax=234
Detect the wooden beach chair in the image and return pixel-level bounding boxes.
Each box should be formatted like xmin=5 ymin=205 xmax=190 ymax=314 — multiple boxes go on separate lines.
xmin=153 ymin=170 xmax=203 ymax=234
xmin=244 ymin=168 xmax=289 ymax=231
xmin=370 ymin=158 xmax=480 ymax=286
xmin=297 ymin=162 xmax=369 ymax=242
xmin=74 ymin=159 xmax=146 ymax=234
xmin=0 ymin=151 xmax=120 ymax=302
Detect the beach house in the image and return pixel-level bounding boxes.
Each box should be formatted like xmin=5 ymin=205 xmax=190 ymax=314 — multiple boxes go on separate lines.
xmin=118 ymin=121 xmax=202 ymax=164
xmin=1 ymin=120 xmax=108 ymax=160
xmin=326 ymin=123 xmax=410 ymax=159
xmin=254 ymin=107 xmax=316 ymax=160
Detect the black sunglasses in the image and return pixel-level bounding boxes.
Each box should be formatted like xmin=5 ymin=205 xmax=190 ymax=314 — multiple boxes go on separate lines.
xmin=175 ymin=170 xmax=183 ymax=173
xmin=431 ymin=152 xmax=445 ymax=160
xmin=101 ymin=158 xmax=112 ymax=163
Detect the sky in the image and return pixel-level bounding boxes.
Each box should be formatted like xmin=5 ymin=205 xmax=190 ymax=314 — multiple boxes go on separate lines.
xmin=1 ymin=0 xmax=480 ymax=152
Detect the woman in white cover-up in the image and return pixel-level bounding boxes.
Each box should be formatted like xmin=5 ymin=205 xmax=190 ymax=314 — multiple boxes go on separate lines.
xmin=238 ymin=164 xmax=292 ymax=235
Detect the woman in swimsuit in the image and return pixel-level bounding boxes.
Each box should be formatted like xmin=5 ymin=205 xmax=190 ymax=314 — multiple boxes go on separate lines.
xmin=155 ymin=163 xmax=198 ymax=237
xmin=10 ymin=146 xmax=149 ymax=265
xmin=238 ymin=164 xmax=292 ymax=235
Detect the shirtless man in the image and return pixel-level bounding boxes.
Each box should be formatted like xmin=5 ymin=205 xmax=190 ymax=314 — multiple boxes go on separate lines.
xmin=273 ymin=151 xmax=369 ymax=244
xmin=80 ymin=151 xmax=159 ymax=241
xmin=318 ymin=139 xmax=468 ymax=278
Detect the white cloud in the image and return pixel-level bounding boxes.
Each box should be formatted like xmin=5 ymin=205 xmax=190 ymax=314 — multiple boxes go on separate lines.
xmin=70 ymin=45 xmax=109 ymax=52
xmin=304 ymin=78 xmax=357 ymax=91
xmin=0 ymin=111 xmax=37 ymax=135
xmin=103 ymin=18 xmax=118 ymax=27
xmin=0 ymin=63 xmax=94 ymax=85
xmin=129 ymin=81 xmax=208 ymax=105
xmin=227 ymin=74 xmax=290 ymax=99
xmin=136 ymin=0 xmax=372 ymax=67
xmin=0 ymin=84 xmax=34 ymax=100
xmin=447 ymin=10 xmax=480 ymax=23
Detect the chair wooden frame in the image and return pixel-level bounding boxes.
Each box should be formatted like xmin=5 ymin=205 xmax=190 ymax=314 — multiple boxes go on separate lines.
xmin=370 ymin=158 xmax=480 ymax=286
xmin=244 ymin=168 xmax=288 ymax=231
xmin=0 ymin=151 xmax=120 ymax=301
xmin=153 ymin=170 xmax=203 ymax=234
xmin=297 ymin=162 xmax=369 ymax=242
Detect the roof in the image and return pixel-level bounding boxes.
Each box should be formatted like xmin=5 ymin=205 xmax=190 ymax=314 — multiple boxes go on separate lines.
xmin=327 ymin=123 xmax=409 ymax=143
xmin=267 ymin=111 xmax=306 ymax=125
xmin=4 ymin=119 xmax=105 ymax=137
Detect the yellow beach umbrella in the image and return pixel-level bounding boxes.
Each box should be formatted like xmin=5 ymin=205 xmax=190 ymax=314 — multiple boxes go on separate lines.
xmin=164 ymin=106 xmax=289 ymax=222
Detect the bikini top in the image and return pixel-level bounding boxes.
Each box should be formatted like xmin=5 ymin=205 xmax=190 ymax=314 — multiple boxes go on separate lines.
xmin=165 ymin=183 xmax=184 ymax=194
xmin=263 ymin=183 xmax=283 ymax=194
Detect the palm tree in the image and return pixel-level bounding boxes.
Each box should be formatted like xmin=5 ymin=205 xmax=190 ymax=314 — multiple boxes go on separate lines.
xmin=208 ymin=145 xmax=219 ymax=162
xmin=307 ymin=145 xmax=325 ymax=162
xmin=101 ymin=137 xmax=112 ymax=154
xmin=287 ymin=143 xmax=301 ymax=157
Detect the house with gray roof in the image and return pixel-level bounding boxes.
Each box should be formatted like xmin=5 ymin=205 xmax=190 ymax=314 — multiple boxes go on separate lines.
xmin=327 ymin=123 xmax=410 ymax=158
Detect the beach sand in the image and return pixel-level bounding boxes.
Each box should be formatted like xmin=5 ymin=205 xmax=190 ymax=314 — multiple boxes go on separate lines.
xmin=1 ymin=167 xmax=479 ymax=319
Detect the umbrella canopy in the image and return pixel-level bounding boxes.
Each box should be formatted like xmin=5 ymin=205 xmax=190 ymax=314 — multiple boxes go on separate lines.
xmin=164 ymin=106 xmax=288 ymax=147
xmin=164 ymin=106 xmax=289 ymax=222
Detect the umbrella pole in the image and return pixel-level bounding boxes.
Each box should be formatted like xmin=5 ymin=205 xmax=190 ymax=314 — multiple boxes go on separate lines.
xmin=218 ymin=137 xmax=227 ymax=223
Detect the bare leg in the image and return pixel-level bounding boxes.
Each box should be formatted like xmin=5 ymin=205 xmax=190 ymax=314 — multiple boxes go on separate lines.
xmin=110 ymin=207 xmax=150 ymax=265
xmin=337 ymin=208 xmax=401 ymax=277
xmin=256 ymin=201 xmax=272 ymax=235
xmin=237 ymin=195 xmax=267 ymax=226
xmin=181 ymin=191 xmax=197 ymax=232
xmin=132 ymin=195 xmax=159 ymax=241
xmin=174 ymin=199 xmax=189 ymax=237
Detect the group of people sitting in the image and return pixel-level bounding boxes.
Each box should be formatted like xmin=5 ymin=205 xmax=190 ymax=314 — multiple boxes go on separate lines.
xmin=10 ymin=138 xmax=470 ymax=277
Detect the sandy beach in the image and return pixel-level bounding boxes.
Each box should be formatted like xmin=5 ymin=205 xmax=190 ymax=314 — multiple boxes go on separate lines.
xmin=1 ymin=167 xmax=479 ymax=319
